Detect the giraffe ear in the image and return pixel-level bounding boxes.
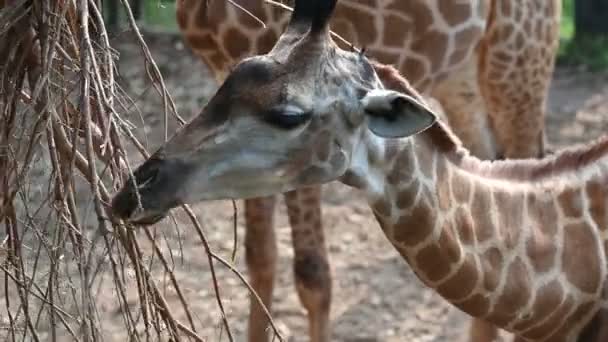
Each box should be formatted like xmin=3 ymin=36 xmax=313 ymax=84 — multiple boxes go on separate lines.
xmin=361 ymin=89 xmax=437 ymax=138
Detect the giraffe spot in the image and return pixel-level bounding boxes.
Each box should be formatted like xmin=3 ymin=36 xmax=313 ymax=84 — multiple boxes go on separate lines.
xmin=471 ymin=187 xmax=494 ymax=243
xmin=449 ymin=27 xmax=483 ymax=66
xmin=498 ymin=25 xmax=515 ymax=43
xmin=388 ymin=0 xmax=432 ymax=37
xmin=454 ymin=207 xmax=475 ymax=246
xmin=203 ymin=0 xmax=227 ymax=28
xmin=563 ymin=222 xmax=601 ymax=293
xmin=301 ymin=188 xmax=320 ymax=207
xmin=387 ymin=149 xmax=415 ymax=185
xmin=481 ymin=247 xmax=502 ymax=292
xmin=438 ymin=0 xmax=471 ymax=26
xmin=288 ymin=212 xmax=301 ymax=226
xmin=440 ymin=220 xmax=462 ymax=262
xmin=302 ymin=209 xmax=316 ymax=224
xmin=512 ymin=279 xmax=563 ymax=332
xmin=224 ymin=28 xmax=251 ymax=60
xmin=514 ymin=31 xmax=526 ymax=51
xmin=256 ymin=29 xmax=278 ymax=55
xmin=411 ymin=29 xmax=449 ymax=71
xmin=292 ymin=226 xmax=314 ymax=241
xmin=415 ymin=242 xmax=452 ymax=283
xmin=516 ymin=56 xmax=526 ymax=68
xmin=527 ymin=191 xmax=558 ymax=235
xmin=237 ymin=4 xmax=267 ymax=29
xmin=451 ymin=172 xmax=472 ymax=204
xmin=394 ymin=199 xmax=437 ymax=247
xmin=514 ymin=3 xmax=523 ymax=22
xmin=525 ymin=229 xmax=557 ymax=274
xmin=491 ymin=258 xmax=532 ymax=327
xmin=587 ymin=179 xmax=607 ymax=231
xmin=396 ymin=181 xmax=420 ymax=210
xmin=436 ymin=253 xmax=478 ymax=301
xmin=332 ymin=5 xmax=377 ymax=45
xmin=558 ymin=187 xmax=584 ymax=218
xmin=401 ymin=57 xmax=428 ymax=87
xmin=384 ymin=14 xmax=412 ymax=47
xmin=542 ymin=301 xmax=597 ymax=342
xmin=193 ymin=3 xmax=213 ymax=32
xmin=294 ymin=252 xmax=330 ymax=291
xmin=187 ymin=33 xmax=217 ymax=51
xmin=458 ymin=293 xmax=490 ymax=318
xmin=494 ymin=189 xmax=523 ymax=249
xmin=523 ymin=295 xmax=575 ymax=340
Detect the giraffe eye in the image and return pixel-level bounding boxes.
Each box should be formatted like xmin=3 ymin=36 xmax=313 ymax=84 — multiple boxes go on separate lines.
xmin=262 ymin=106 xmax=312 ymax=130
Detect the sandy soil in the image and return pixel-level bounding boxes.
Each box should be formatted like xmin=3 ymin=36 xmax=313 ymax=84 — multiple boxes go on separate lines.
xmin=3 ymin=30 xmax=608 ymax=342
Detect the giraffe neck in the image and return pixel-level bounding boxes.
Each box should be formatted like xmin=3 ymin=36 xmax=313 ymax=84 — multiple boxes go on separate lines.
xmin=341 ymin=121 xmax=608 ymax=341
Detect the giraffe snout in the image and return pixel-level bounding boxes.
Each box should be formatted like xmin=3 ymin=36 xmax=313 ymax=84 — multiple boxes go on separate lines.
xmin=110 ymin=156 xmax=176 ymax=225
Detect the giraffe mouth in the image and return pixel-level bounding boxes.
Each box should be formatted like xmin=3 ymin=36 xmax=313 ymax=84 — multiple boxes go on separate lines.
xmin=122 ymin=205 xmax=171 ymax=226
xmin=128 ymin=212 xmax=168 ymax=226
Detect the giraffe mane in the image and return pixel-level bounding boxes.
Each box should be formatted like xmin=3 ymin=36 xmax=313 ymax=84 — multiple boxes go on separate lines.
xmin=372 ymin=59 xmax=608 ymax=183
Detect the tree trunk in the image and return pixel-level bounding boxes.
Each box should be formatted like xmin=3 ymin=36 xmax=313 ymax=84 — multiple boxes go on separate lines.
xmin=575 ymin=0 xmax=608 ymax=39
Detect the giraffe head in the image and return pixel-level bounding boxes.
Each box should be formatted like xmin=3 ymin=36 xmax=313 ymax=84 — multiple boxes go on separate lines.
xmin=111 ymin=0 xmax=437 ymax=224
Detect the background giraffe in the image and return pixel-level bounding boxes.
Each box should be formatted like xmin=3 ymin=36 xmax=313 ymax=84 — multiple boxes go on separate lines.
xmin=173 ymin=0 xmax=561 ymax=341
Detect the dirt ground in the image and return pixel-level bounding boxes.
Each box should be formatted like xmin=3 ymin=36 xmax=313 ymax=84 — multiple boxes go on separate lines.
xmin=3 ymin=30 xmax=608 ymax=341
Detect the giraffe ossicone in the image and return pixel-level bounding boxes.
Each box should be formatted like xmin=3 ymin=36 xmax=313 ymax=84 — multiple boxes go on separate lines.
xmin=112 ymin=0 xmax=602 ymax=341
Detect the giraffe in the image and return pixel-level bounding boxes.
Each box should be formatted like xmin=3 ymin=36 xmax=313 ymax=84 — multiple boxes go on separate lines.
xmin=111 ymin=0 xmax=607 ymax=341
xmin=173 ymin=0 xmax=561 ymax=340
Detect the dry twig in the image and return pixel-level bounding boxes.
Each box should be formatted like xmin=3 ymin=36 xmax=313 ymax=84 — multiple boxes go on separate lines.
xmin=0 ymin=0 xmax=284 ymax=341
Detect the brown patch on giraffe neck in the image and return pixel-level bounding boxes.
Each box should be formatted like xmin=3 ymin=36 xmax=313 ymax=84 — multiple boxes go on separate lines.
xmin=490 ymin=257 xmax=532 ymax=327
xmin=562 ymin=221 xmax=602 ymax=294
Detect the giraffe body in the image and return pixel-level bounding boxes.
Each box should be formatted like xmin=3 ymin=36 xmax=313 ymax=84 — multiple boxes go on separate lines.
xmin=112 ymin=1 xmax=604 ymax=341
xmin=171 ymin=0 xmax=560 ymax=340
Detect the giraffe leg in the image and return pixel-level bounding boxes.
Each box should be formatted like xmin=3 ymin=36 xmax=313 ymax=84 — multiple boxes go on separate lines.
xmin=245 ymin=196 xmax=278 ymax=342
xmin=477 ymin=0 xmax=561 ymax=160
xmin=284 ymin=186 xmax=331 ymax=342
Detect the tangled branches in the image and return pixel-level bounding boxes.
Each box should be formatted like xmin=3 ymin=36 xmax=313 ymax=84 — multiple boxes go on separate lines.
xmin=0 ymin=0 xmax=282 ymax=341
